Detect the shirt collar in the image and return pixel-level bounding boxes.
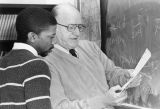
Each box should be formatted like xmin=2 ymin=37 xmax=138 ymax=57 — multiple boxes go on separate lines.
xmin=54 ymin=44 xmax=69 ymax=54
xmin=12 ymin=42 xmax=38 ymax=56
xmin=54 ymin=44 xmax=79 ymax=58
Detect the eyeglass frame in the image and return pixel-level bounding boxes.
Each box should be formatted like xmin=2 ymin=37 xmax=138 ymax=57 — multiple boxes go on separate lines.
xmin=57 ymin=23 xmax=86 ymax=32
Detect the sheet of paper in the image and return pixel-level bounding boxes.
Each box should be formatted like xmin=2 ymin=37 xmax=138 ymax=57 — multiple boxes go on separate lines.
xmin=117 ymin=103 xmax=152 ymax=109
xmin=121 ymin=48 xmax=151 ymax=91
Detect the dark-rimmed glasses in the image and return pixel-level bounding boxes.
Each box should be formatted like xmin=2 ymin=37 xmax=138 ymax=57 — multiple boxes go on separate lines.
xmin=57 ymin=23 xmax=86 ymax=32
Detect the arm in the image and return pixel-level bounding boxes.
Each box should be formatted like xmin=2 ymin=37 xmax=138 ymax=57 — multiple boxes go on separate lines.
xmin=91 ymin=42 xmax=131 ymax=87
xmin=48 ymin=60 xmax=126 ymax=109
xmin=24 ymin=59 xmax=51 ymax=109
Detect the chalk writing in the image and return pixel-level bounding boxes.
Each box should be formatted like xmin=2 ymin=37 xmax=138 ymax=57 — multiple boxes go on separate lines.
xmin=154 ymin=18 xmax=160 ymax=40
xmin=122 ymin=15 xmax=126 ymax=28
xmin=106 ymin=36 xmax=126 ymax=47
xmin=120 ymin=55 xmax=137 ymax=68
xmin=132 ymin=23 xmax=143 ymax=39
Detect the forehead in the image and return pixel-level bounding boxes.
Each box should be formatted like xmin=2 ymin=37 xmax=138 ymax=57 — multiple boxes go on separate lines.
xmin=56 ymin=7 xmax=83 ymax=25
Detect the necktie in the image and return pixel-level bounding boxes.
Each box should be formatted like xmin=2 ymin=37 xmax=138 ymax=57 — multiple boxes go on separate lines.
xmin=69 ymin=49 xmax=77 ymax=57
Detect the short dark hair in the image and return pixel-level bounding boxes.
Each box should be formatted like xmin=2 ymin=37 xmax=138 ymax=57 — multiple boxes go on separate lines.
xmin=16 ymin=7 xmax=57 ymax=43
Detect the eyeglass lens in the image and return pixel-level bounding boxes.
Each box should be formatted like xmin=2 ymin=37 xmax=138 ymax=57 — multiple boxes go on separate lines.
xmin=68 ymin=24 xmax=86 ymax=32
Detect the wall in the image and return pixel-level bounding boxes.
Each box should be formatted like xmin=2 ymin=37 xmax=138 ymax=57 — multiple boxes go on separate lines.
xmin=0 ymin=0 xmax=75 ymax=5
xmin=79 ymin=0 xmax=101 ymax=46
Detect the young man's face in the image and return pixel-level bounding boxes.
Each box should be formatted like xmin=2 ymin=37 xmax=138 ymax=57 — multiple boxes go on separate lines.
xmin=35 ymin=25 xmax=56 ymax=56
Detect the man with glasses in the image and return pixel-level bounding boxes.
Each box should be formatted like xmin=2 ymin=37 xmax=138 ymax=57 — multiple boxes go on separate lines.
xmin=45 ymin=4 xmax=141 ymax=109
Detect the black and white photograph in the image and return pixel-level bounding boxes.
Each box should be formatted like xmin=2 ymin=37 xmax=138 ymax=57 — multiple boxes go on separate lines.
xmin=0 ymin=0 xmax=160 ymax=109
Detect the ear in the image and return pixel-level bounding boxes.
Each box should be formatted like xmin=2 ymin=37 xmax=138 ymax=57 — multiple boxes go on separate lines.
xmin=28 ymin=32 xmax=38 ymax=43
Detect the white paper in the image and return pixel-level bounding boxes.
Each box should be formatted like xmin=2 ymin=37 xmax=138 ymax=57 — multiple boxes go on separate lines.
xmin=121 ymin=48 xmax=151 ymax=91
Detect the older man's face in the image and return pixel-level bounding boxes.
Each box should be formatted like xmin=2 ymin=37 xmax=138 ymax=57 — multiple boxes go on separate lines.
xmin=55 ymin=9 xmax=84 ymax=50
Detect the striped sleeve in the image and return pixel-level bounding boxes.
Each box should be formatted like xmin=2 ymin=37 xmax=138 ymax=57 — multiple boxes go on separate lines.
xmin=24 ymin=59 xmax=51 ymax=109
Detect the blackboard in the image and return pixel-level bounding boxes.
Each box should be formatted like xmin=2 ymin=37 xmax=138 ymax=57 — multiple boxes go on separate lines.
xmin=107 ymin=2 xmax=160 ymax=69
xmin=107 ymin=1 xmax=160 ymax=108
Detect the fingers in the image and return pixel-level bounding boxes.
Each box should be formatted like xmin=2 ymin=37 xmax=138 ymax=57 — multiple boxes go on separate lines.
xmin=109 ymin=85 xmax=121 ymax=98
xmin=118 ymin=73 xmax=130 ymax=86
xmin=128 ymin=69 xmax=135 ymax=77
xmin=115 ymin=94 xmax=127 ymax=104
xmin=109 ymin=86 xmax=128 ymax=105
xmin=119 ymin=70 xmax=131 ymax=78
xmin=110 ymin=85 xmax=125 ymax=97
xmin=136 ymin=75 xmax=142 ymax=85
xmin=127 ymin=74 xmax=142 ymax=88
xmin=107 ymin=86 xmax=128 ymax=106
xmin=120 ymin=75 xmax=130 ymax=86
xmin=109 ymin=70 xmax=131 ymax=87
xmin=124 ymin=71 xmax=131 ymax=78
xmin=111 ymin=85 xmax=122 ymax=91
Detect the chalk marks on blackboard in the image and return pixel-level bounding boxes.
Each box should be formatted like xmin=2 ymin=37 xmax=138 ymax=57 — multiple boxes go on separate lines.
xmin=119 ymin=55 xmax=137 ymax=68
xmin=132 ymin=22 xmax=143 ymax=39
xmin=122 ymin=15 xmax=126 ymax=28
xmin=106 ymin=36 xmax=126 ymax=50
xmin=131 ymin=14 xmax=145 ymax=40
xmin=109 ymin=15 xmax=126 ymax=31
xmin=110 ymin=11 xmax=151 ymax=41
xmin=154 ymin=18 xmax=160 ymax=41
xmin=106 ymin=35 xmax=139 ymax=68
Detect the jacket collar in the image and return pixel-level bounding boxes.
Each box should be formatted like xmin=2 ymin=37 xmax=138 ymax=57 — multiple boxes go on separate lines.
xmin=12 ymin=42 xmax=38 ymax=56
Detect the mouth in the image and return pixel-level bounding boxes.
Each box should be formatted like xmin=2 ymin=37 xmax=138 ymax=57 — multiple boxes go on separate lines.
xmin=48 ymin=46 xmax=54 ymax=52
xmin=71 ymin=37 xmax=79 ymax=40
xmin=46 ymin=45 xmax=54 ymax=53
xmin=50 ymin=45 xmax=54 ymax=49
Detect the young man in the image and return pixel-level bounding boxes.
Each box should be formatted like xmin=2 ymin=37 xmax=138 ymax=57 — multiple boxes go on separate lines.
xmin=0 ymin=7 xmax=57 ymax=109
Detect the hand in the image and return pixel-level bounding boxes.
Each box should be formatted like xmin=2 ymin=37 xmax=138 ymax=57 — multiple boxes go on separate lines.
xmin=127 ymin=69 xmax=142 ymax=88
xmin=127 ymin=74 xmax=142 ymax=89
xmin=109 ymin=69 xmax=131 ymax=87
xmin=107 ymin=85 xmax=127 ymax=105
xmin=87 ymin=85 xmax=127 ymax=109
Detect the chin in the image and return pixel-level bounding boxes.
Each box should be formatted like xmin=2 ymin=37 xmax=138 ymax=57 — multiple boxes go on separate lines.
xmin=71 ymin=42 xmax=79 ymax=48
xmin=39 ymin=52 xmax=49 ymax=57
xmin=71 ymin=45 xmax=78 ymax=49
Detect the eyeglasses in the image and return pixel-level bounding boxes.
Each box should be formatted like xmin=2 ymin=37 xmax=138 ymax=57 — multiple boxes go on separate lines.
xmin=57 ymin=23 xmax=86 ymax=32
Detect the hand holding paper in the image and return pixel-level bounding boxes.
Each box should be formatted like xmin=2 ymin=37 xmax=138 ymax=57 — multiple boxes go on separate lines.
xmin=121 ymin=48 xmax=151 ymax=91
xmin=127 ymin=73 xmax=142 ymax=88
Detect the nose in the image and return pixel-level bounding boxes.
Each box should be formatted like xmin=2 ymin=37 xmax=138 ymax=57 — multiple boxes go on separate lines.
xmin=73 ymin=27 xmax=80 ymax=36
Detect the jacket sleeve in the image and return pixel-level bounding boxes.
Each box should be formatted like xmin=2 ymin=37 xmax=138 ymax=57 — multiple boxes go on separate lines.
xmin=91 ymin=42 xmax=130 ymax=85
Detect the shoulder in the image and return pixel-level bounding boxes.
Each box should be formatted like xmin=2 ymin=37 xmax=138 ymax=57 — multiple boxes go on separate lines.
xmin=22 ymin=58 xmax=51 ymax=77
xmin=78 ymin=40 xmax=93 ymax=45
xmin=26 ymin=58 xmax=49 ymax=70
xmin=30 ymin=58 xmax=48 ymax=66
xmin=78 ymin=40 xmax=100 ymax=52
xmin=78 ymin=40 xmax=96 ymax=48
